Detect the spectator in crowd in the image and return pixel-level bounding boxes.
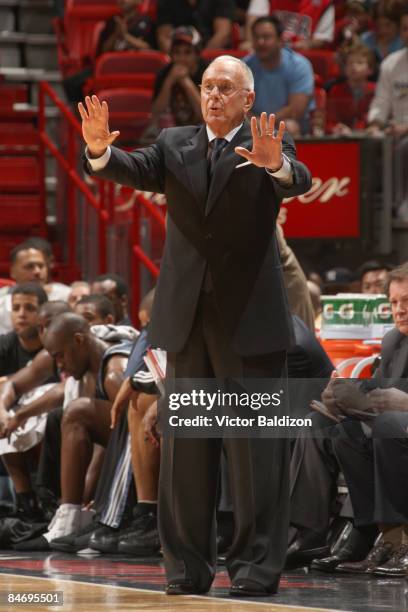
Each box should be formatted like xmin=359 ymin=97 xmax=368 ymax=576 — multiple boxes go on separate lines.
xmin=361 ymin=0 xmax=404 ymax=70
xmin=91 ymin=273 xmax=132 ymax=326
xmin=23 ymin=238 xmax=71 ymax=302
xmin=326 ymin=44 xmax=375 ymax=135
xmin=334 ymin=1 xmax=372 ymax=51
xmin=322 ymin=267 xmax=354 ymax=295
xmin=357 ymin=260 xmax=391 ymax=294
xmin=68 ymin=282 xmax=91 ymax=309
xmin=367 ymin=7 xmax=408 ymax=219
xmin=75 ymin=295 xmax=115 ymax=326
xmin=96 ymin=0 xmax=156 ymax=55
xmin=0 ymin=241 xmax=70 ymax=335
xmin=0 ymin=298 xmax=70 ymax=521
xmin=244 ymin=16 xmax=315 ymax=134
xmin=0 ymin=284 xmax=50 ymax=520
xmin=156 ymin=0 xmax=235 ymax=54
xmin=243 ymin=0 xmax=335 ymax=51
xmin=0 ymin=284 xmax=47 ymax=381
xmin=150 ymin=27 xmax=205 ymax=129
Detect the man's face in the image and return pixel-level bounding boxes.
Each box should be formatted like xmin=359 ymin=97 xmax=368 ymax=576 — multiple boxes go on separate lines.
xmin=91 ymin=280 xmax=124 ymax=323
xmin=252 ymin=22 xmax=282 ymax=62
xmin=400 ymin=15 xmax=408 ymax=47
xmin=11 ymin=249 xmax=48 ymax=285
xmin=75 ymin=302 xmax=112 ymax=326
xmin=38 ymin=313 xmax=52 ymax=345
xmin=45 ymin=331 xmax=89 ymax=380
xmin=361 ymin=269 xmax=388 ymax=294
xmin=345 ymin=54 xmax=371 ymax=81
xmin=171 ymin=42 xmax=198 ymax=73
xmin=68 ymin=285 xmax=90 ymax=309
xmin=201 ymin=59 xmax=255 ymax=136
xmin=11 ymin=294 xmax=41 ymax=340
xmin=376 ymin=16 xmax=398 ymax=42
xmin=389 ymin=279 xmax=408 ymax=335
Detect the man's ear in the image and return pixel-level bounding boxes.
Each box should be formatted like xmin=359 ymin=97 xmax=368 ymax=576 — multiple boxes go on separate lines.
xmin=105 ymin=314 xmax=115 ymax=325
xmin=73 ymin=332 xmax=85 ymax=347
xmin=245 ymin=90 xmax=256 ymax=114
xmin=121 ymin=295 xmax=128 ymax=309
xmin=10 ymin=265 xmax=16 ymax=281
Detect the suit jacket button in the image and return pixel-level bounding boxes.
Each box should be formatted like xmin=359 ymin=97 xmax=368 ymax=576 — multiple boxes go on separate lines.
xmin=205 ymin=233 xmax=213 ymax=240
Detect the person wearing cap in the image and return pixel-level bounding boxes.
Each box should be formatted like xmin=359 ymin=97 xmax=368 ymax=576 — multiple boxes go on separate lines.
xmin=322 ymin=267 xmax=354 ymax=295
xmin=151 ymin=27 xmax=207 ymax=128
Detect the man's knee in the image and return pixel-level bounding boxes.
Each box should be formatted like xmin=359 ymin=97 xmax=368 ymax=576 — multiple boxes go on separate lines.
xmin=62 ymin=397 xmax=94 ymax=428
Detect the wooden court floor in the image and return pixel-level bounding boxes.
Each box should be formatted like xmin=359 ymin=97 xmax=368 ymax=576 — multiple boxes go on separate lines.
xmin=0 ymin=573 xmax=339 ymax=612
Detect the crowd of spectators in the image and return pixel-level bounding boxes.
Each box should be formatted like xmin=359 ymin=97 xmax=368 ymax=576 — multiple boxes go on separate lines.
xmin=63 ymin=0 xmax=407 ymax=136
xmin=1 ymin=235 xmax=408 ymax=580
xmin=59 ymin=0 xmax=408 ymax=209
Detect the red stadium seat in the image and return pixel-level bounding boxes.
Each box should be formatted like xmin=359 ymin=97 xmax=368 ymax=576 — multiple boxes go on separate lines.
xmin=0 ymin=123 xmax=39 ymax=151
xmin=0 ymin=157 xmax=40 ymax=193
xmin=95 ymin=51 xmax=169 ymax=74
xmin=0 ymin=84 xmax=29 ymax=109
xmin=86 ymin=51 xmax=169 ymax=94
xmin=0 ymin=195 xmax=43 ymax=230
xmin=96 ymin=88 xmax=152 ymax=144
xmin=97 ymin=88 xmax=152 ymax=113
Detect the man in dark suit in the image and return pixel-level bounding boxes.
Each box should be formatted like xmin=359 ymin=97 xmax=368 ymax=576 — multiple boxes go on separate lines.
xmin=289 ymin=263 xmax=408 ymax=573
xmin=78 ymin=55 xmax=312 ymax=597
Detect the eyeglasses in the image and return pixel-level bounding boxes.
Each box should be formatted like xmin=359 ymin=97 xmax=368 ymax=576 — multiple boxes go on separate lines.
xmin=199 ymin=83 xmax=250 ymax=97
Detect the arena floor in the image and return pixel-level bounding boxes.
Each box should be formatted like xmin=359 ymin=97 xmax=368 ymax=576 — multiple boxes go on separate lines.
xmin=0 ymin=553 xmax=406 ymax=612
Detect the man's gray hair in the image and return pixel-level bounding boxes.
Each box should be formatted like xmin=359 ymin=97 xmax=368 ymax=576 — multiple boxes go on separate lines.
xmin=206 ymin=55 xmax=255 ymax=90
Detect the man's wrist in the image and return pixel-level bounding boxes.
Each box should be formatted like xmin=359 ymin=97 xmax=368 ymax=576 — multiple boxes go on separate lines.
xmin=87 ymin=147 xmax=108 ymax=159
xmin=266 ymin=157 xmax=283 ymax=173
xmin=265 ymin=154 xmax=292 ymax=180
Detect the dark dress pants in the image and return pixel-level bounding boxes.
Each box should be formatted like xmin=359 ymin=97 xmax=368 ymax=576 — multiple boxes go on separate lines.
xmin=333 ymin=412 xmax=408 ymax=526
xmin=158 ymin=291 xmax=289 ymax=591
xmin=290 ymin=412 xmax=340 ymax=534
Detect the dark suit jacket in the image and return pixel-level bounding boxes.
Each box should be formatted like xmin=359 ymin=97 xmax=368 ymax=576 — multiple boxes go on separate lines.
xmin=88 ymin=121 xmax=312 ymax=355
xmin=375 ymin=327 xmax=408 ymax=386
xmin=358 ymin=327 xmax=408 ymax=393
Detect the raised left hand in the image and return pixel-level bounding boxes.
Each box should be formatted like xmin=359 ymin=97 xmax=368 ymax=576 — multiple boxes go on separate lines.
xmin=235 ymin=112 xmax=285 ymax=171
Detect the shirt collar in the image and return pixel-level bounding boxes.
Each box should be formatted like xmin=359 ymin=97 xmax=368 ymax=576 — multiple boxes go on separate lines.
xmin=206 ymin=123 xmax=243 ymax=143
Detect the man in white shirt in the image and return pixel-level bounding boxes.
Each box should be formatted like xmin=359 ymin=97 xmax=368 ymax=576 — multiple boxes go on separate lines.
xmin=367 ymin=9 xmax=408 ymax=218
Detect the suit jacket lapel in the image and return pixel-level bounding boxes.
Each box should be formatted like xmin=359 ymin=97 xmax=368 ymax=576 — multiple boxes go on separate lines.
xmin=180 ymin=124 xmax=208 ymax=209
xmin=390 ymin=334 xmax=408 ymax=381
xmin=205 ymin=121 xmax=252 ymax=216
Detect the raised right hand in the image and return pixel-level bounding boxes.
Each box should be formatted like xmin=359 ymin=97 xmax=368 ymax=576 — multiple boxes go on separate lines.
xmin=78 ymin=95 xmax=120 ymax=158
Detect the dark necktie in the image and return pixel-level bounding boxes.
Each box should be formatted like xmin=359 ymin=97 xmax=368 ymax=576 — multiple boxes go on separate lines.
xmin=209 ymin=137 xmax=228 ymax=176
